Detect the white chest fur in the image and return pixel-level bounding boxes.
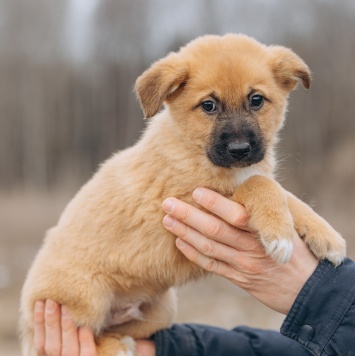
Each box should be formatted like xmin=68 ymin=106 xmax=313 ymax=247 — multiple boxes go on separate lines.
xmin=234 ymin=165 xmax=271 ymax=186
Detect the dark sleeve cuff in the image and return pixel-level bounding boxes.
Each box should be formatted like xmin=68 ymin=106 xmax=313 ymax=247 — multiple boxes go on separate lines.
xmin=153 ymin=323 xmax=310 ymax=356
xmin=281 ymin=258 xmax=355 ymax=355
xmin=152 ymin=324 xmax=200 ymax=356
xmin=152 ymin=323 xmax=259 ymax=356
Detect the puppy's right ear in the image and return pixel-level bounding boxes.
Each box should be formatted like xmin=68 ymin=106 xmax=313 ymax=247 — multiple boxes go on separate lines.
xmin=135 ymin=53 xmax=189 ymax=118
xmin=268 ymin=46 xmax=311 ymax=91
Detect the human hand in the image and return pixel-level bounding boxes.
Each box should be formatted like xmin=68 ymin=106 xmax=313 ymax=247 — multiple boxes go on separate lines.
xmin=34 ymin=300 xmax=96 ymax=356
xmin=162 ymin=187 xmax=318 ymax=314
xmin=34 ymin=300 xmax=156 ymax=356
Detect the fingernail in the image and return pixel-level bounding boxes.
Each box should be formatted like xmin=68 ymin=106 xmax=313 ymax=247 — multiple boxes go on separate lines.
xmin=45 ymin=299 xmax=56 ymax=313
xmin=35 ymin=301 xmax=44 ymax=312
xmin=193 ymin=188 xmax=203 ymax=202
xmin=162 ymin=198 xmax=175 ymax=213
xmin=163 ymin=215 xmax=175 ymax=228
xmin=176 ymin=238 xmax=187 ymax=248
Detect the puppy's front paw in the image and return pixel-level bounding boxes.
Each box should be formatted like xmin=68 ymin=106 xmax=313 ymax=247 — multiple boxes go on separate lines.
xmin=96 ymin=335 xmax=136 ymax=356
xmin=286 ymin=191 xmax=347 ymax=267
xmin=262 ymin=237 xmax=294 ymax=264
xmin=304 ymin=229 xmax=346 ymax=267
xmin=249 ymin=207 xmax=295 ymax=264
xmin=117 ymin=336 xmax=136 ymax=356
xmin=325 ymin=244 xmax=346 ymax=267
xmin=233 ymin=175 xmax=296 ymax=264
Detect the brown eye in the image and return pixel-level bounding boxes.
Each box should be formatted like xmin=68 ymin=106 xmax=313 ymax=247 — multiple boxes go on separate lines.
xmin=249 ymin=94 xmax=264 ymax=110
xmin=201 ymin=100 xmax=217 ymax=113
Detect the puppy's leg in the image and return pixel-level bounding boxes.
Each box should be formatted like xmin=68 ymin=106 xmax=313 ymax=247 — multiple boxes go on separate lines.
xmin=19 ymin=323 xmax=36 ymax=356
xmin=113 ymin=288 xmax=177 ymax=339
xmin=96 ymin=334 xmax=135 ymax=356
xmin=233 ymin=175 xmax=295 ymax=263
xmin=96 ymin=288 xmax=176 ymax=356
xmin=286 ymin=191 xmax=346 ymax=266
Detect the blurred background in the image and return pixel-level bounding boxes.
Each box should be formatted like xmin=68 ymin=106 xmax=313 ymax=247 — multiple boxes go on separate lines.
xmin=1 ymin=0 xmax=355 ymax=353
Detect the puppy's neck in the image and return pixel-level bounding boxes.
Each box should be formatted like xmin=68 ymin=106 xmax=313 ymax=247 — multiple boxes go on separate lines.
xmin=234 ymin=160 xmax=275 ymax=186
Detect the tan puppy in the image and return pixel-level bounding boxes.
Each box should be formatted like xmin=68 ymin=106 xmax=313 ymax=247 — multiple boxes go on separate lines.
xmin=20 ymin=34 xmax=346 ymax=355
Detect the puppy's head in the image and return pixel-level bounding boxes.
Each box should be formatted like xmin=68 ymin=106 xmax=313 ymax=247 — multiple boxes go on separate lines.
xmin=135 ymin=34 xmax=310 ymax=168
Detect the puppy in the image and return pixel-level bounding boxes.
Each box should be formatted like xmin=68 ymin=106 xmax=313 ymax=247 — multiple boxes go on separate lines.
xmin=20 ymin=34 xmax=346 ymax=355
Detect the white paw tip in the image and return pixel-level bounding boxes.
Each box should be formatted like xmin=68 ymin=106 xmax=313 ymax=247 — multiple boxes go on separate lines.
xmin=264 ymin=239 xmax=293 ymax=264
xmin=117 ymin=336 xmax=135 ymax=356
xmin=325 ymin=250 xmax=346 ymax=267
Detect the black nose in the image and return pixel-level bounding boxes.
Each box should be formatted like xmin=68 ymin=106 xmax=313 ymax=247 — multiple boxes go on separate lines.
xmin=227 ymin=142 xmax=251 ymax=158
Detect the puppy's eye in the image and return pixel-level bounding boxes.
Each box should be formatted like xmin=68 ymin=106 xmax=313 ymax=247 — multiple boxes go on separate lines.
xmin=201 ymin=100 xmax=217 ymax=114
xmin=249 ymin=95 xmax=264 ymax=110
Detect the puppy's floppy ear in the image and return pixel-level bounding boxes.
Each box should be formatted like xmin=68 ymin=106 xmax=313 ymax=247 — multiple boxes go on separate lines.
xmin=135 ymin=53 xmax=189 ymax=118
xmin=268 ymin=46 xmax=311 ymax=91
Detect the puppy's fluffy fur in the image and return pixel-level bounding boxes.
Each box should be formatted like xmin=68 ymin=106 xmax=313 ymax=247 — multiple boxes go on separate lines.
xmin=20 ymin=34 xmax=346 ymax=355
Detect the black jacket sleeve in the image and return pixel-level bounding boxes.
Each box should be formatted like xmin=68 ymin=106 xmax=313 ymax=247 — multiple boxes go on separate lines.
xmin=153 ymin=258 xmax=355 ymax=356
xmin=281 ymin=258 xmax=355 ymax=356
xmin=153 ymin=324 xmax=310 ymax=356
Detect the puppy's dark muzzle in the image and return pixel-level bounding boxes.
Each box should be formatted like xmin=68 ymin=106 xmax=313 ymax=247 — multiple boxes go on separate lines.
xmin=206 ymin=121 xmax=265 ymax=168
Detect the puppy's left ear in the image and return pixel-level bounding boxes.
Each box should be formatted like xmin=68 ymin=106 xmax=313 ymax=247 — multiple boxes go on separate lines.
xmin=135 ymin=53 xmax=189 ymax=118
xmin=268 ymin=46 xmax=311 ymax=91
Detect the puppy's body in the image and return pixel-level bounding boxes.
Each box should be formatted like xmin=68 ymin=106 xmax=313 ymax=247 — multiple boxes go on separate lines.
xmin=20 ymin=34 xmax=346 ymax=355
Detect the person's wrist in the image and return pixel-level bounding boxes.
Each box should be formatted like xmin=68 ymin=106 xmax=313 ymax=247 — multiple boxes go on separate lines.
xmin=240 ymin=236 xmax=318 ymax=315
xmin=279 ymin=238 xmax=318 ymax=314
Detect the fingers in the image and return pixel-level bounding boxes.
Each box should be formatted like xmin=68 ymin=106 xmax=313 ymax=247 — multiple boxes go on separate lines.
xmin=44 ymin=299 xmax=62 ymax=355
xmin=162 ymin=192 xmax=260 ymax=251
xmin=176 ymin=237 xmax=257 ymax=288
xmin=163 ymin=211 xmax=250 ymax=281
xmin=78 ymin=327 xmax=96 ymax=356
xmin=164 ymin=215 xmax=238 ymax=262
xmin=34 ymin=301 xmax=96 ymax=356
xmin=162 ymin=190 xmax=271 ymax=280
xmin=175 ymin=238 xmax=235 ymax=278
xmin=192 ymin=188 xmax=250 ymax=229
xmin=163 ymin=211 xmax=241 ymax=249
xmin=162 ymin=188 xmax=249 ymax=231
xmin=165 ymin=215 xmax=265 ymax=278
xmin=34 ymin=301 xmax=46 ymax=355
xmin=61 ymin=306 xmax=79 ymax=356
